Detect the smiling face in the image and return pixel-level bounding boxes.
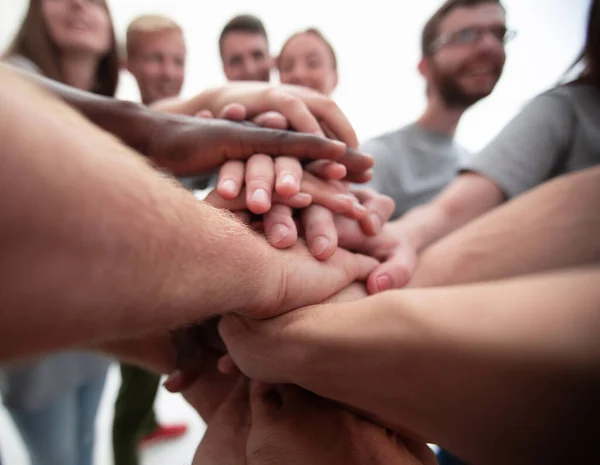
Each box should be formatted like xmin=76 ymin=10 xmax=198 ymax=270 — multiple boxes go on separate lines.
xmin=422 ymin=3 xmax=507 ymax=108
xmin=127 ymin=29 xmax=186 ymax=104
xmin=41 ymin=0 xmax=112 ymax=56
xmin=278 ymin=32 xmax=338 ymax=96
xmin=221 ymin=31 xmax=272 ymax=82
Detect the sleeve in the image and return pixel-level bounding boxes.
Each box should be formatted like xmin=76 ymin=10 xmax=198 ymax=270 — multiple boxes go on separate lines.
xmin=358 ymin=138 xmax=389 ymax=194
xmin=461 ymin=91 xmax=577 ymax=198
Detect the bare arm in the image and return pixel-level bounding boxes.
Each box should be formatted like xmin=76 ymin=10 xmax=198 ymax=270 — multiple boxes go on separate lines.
xmin=410 ymin=166 xmax=600 ymax=287
xmin=0 ymin=63 xmax=370 ymax=177
xmin=221 ymin=268 xmax=600 ymax=465
xmin=0 ymin=68 xmax=375 ymax=361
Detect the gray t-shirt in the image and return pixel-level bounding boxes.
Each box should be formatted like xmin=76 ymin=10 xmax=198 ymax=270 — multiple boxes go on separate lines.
xmin=0 ymin=54 xmax=111 ymax=412
xmin=462 ymin=84 xmax=600 ymax=198
xmin=361 ymin=123 xmax=469 ymax=219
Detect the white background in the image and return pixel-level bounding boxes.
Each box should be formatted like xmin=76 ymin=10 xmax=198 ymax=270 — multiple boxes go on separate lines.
xmin=0 ymin=0 xmax=592 ymax=151
xmin=0 ymin=1 xmax=593 ymax=464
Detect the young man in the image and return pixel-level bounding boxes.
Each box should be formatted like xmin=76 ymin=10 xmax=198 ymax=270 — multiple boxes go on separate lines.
xmin=219 ymin=14 xmax=273 ymax=82
xmin=362 ymin=0 xmax=510 ymax=220
xmin=113 ymin=15 xmax=189 ymax=465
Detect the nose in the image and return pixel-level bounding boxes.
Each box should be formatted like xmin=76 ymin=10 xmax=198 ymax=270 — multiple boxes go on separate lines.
xmin=69 ymin=0 xmax=86 ymax=9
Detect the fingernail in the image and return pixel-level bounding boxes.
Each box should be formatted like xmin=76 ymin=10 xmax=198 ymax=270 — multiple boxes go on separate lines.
xmin=311 ymin=235 xmax=330 ymax=256
xmin=354 ymin=203 xmax=368 ymax=215
xmin=280 ymin=174 xmax=297 ymax=188
xmin=335 ymin=194 xmax=354 ymax=205
xmin=250 ymin=188 xmax=269 ymax=205
xmin=332 ymin=140 xmax=346 ymax=149
xmin=376 ymin=275 xmax=392 ymax=293
xmin=220 ymin=179 xmax=237 ymax=195
xmin=370 ymin=213 xmax=382 ymax=233
xmin=269 ymin=224 xmax=290 ymax=245
xmin=293 ymin=192 xmax=312 ymax=203
xmin=163 ymin=369 xmax=183 ymax=392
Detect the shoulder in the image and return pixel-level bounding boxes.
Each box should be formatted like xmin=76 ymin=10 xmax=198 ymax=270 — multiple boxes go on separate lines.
xmin=3 ymin=55 xmax=42 ymax=74
xmin=360 ymin=126 xmax=413 ymax=156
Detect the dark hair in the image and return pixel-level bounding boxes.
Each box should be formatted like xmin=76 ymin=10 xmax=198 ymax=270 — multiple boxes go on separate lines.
xmin=565 ymin=0 xmax=599 ymax=87
xmin=278 ymin=28 xmax=338 ymax=70
xmin=3 ymin=0 xmax=119 ymax=97
xmin=422 ymin=0 xmax=505 ymax=56
xmin=219 ymin=14 xmax=268 ymax=57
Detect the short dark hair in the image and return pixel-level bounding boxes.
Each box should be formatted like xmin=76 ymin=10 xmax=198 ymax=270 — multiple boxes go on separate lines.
xmin=421 ymin=0 xmax=504 ymax=56
xmin=219 ymin=14 xmax=268 ymax=57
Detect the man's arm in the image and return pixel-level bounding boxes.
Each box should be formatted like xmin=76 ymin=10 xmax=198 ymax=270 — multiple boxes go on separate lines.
xmin=348 ymin=172 xmax=504 ymax=291
xmin=220 ymin=268 xmax=600 ymax=465
xmin=0 ymin=68 xmax=375 ymax=361
xmin=410 ymin=165 xmax=600 ymax=287
xmin=0 ymin=63 xmax=370 ymax=177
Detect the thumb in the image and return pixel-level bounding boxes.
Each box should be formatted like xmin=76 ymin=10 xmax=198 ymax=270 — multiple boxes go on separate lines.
xmin=366 ymin=247 xmax=416 ymax=293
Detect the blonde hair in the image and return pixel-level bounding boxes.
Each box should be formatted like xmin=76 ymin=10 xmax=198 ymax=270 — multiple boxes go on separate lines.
xmin=126 ymin=15 xmax=182 ymax=58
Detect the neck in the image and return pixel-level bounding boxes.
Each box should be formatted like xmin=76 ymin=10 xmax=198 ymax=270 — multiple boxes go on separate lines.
xmin=416 ymin=96 xmax=465 ymax=136
xmin=59 ymin=52 xmax=99 ymax=92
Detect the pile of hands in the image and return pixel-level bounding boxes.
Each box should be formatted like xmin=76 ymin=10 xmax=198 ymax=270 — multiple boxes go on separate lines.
xmin=145 ymin=83 xmax=434 ymax=464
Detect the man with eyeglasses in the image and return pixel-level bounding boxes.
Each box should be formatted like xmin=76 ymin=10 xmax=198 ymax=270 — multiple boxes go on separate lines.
xmin=362 ymin=0 xmax=512 ymax=222
xmin=360 ymin=1 xmax=511 ymax=463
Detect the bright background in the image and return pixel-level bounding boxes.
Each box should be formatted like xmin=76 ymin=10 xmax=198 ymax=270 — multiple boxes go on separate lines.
xmin=0 ymin=0 xmax=592 ymax=464
xmin=0 ymin=0 xmax=591 ymax=151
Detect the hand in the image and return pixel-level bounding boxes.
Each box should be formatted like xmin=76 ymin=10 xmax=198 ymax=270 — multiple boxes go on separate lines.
xmin=341 ymin=221 xmax=418 ymax=293
xmin=141 ymin=111 xmax=375 ymax=177
xmin=217 ymin=281 xmax=374 ymax=384
xmin=159 ymin=82 xmax=361 ymax=148
xmin=192 ymin=377 xmax=250 ymax=465
xmin=247 ymin=382 xmax=437 ymax=465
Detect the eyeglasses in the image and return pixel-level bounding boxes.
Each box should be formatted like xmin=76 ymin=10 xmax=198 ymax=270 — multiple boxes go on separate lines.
xmin=430 ymin=26 xmax=517 ymax=54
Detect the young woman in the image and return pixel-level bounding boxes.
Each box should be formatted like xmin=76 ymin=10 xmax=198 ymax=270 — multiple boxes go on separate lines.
xmin=1 ymin=1 xmax=118 ymax=464
xmin=278 ymin=28 xmax=339 ymax=97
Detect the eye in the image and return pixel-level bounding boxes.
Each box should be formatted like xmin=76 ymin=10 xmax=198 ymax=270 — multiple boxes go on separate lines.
xmin=452 ymin=28 xmax=478 ymax=44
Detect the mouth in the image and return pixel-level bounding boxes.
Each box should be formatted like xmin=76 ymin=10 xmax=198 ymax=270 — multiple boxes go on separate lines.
xmin=66 ymin=18 xmax=91 ymax=31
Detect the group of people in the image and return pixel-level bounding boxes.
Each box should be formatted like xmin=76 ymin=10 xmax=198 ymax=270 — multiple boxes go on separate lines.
xmin=0 ymin=0 xmax=598 ymax=465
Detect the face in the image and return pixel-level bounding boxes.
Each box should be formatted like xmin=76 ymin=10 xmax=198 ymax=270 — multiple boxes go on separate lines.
xmin=278 ymin=33 xmax=338 ymax=96
xmin=221 ymin=31 xmax=272 ymax=82
xmin=41 ymin=0 xmax=112 ymax=56
xmin=127 ymin=29 xmax=186 ymax=104
xmin=424 ymin=3 xmax=507 ymax=108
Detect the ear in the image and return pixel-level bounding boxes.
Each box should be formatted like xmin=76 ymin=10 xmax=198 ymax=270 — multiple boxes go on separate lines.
xmin=417 ymin=57 xmax=429 ymax=79
xmin=332 ymin=70 xmax=339 ymax=90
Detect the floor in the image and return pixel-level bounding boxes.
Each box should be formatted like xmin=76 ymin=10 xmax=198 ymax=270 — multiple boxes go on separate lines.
xmin=0 ymin=364 xmax=206 ymax=465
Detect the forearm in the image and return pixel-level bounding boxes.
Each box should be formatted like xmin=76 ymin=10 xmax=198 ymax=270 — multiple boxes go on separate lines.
xmin=0 ymin=69 xmax=274 ymax=360
xmin=295 ymin=269 xmax=600 ymax=465
xmin=1 ymin=63 xmax=157 ymax=156
xmin=387 ymin=173 xmax=503 ymax=254
xmin=411 ymin=166 xmax=600 ymax=287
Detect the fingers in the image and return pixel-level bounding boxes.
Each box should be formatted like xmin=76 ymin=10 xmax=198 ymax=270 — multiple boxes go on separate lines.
xmin=305 ymin=159 xmax=347 ymax=181
xmin=302 ymin=205 xmax=338 ymax=260
xmin=245 ymin=154 xmax=274 ymax=214
xmin=301 ymin=172 xmax=367 ymax=220
xmin=253 ymin=111 xmax=289 ymax=130
xmin=205 ymin=188 xmax=312 ymax=211
xmin=217 ymin=160 xmax=245 ymax=199
xmin=274 ymin=157 xmax=302 ymax=197
xmin=196 ymin=109 xmax=214 ymax=118
xmin=262 ymin=88 xmax=326 ymax=137
xmin=218 ymin=102 xmax=247 ymax=121
xmin=366 ymin=249 xmax=416 ymax=294
xmin=264 ymin=205 xmax=298 ymax=249
xmin=353 ymin=188 xmax=396 ymax=237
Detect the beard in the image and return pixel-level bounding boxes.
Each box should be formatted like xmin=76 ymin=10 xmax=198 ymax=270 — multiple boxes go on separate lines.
xmin=429 ymin=58 xmax=502 ymax=108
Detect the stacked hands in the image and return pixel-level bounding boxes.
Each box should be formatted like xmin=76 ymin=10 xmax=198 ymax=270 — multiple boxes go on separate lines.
xmin=145 ymin=83 xmax=434 ymax=464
